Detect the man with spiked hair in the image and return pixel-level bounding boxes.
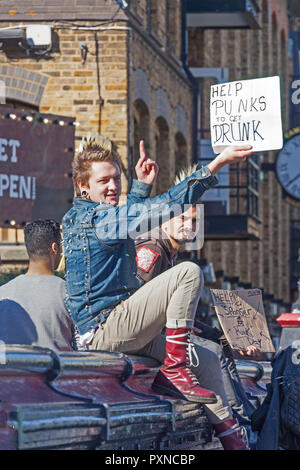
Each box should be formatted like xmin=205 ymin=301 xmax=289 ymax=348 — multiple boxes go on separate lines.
xmin=62 ymin=134 xmax=252 ymax=449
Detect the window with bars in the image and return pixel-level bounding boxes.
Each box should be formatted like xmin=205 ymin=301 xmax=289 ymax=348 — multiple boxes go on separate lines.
xmin=147 ymin=0 xmax=159 ymax=36
xmin=198 ymin=130 xmax=260 ymax=221
xmin=166 ymin=0 xmax=180 ymax=56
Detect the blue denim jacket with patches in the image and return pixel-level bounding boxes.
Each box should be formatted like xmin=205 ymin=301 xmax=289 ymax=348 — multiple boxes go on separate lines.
xmin=62 ymin=170 xmax=218 ymax=335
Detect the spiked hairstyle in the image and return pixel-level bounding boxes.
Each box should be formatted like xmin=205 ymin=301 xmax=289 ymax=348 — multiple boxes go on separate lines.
xmin=72 ymin=133 xmax=121 ymax=197
xmin=173 ymin=164 xmax=198 ymax=186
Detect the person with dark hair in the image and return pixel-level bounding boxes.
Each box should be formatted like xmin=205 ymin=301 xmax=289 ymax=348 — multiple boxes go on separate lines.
xmin=24 ymin=219 xmax=62 ymax=261
xmin=0 ymin=219 xmax=73 ymax=352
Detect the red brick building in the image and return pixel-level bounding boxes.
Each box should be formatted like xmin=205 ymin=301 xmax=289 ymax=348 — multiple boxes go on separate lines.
xmin=0 ymin=1 xmax=299 ymax=335
xmin=0 ymin=0 xmax=193 ymax=264
xmin=186 ymin=0 xmax=300 ymax=333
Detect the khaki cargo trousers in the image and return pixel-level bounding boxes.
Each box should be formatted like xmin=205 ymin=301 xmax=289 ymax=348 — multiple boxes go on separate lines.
xmin=89 ymin=261 xmax=231 ymax=424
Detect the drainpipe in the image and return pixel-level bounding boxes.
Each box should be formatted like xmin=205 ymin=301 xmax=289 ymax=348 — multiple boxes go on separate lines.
xmin=181 ymin=0 xmax=199 ymax=165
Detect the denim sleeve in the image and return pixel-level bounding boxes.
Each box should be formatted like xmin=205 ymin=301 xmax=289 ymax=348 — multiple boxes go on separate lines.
xmin=93 ymin=166 xmax=218 ymax=241
xmin=141 ymin=166 xmax=219 ymax=205
xmin=130 ymin=167 xmax=218 ymax=205
xmin=128 ymin=179 xmax=153 ymax=201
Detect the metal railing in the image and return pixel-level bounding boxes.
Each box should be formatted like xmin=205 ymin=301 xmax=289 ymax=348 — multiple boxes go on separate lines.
xmin=198 ymin=130 xmax=260 ymax=220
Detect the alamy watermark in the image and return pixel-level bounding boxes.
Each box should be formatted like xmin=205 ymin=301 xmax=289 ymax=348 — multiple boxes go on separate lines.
xmin=0 ymin=340 xmax=6 ymax=365
xmin=291 ymin=340 xmax=300 ymax=365
xmin=0 ymin=79 xmax=5 ymax=105
xmin=90 ymin=203 xmax=205 ymax=250
xmin=291 ymin=80 xmax=300 ymax=105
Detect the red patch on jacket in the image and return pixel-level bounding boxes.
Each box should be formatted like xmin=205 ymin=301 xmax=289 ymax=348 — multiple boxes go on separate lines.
xmin=136 ymin=246 xmax=159 ymax=272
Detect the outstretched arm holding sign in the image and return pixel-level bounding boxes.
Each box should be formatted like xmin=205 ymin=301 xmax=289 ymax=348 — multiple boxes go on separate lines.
xmin=206 ymin=145 xmax=253 ymax=175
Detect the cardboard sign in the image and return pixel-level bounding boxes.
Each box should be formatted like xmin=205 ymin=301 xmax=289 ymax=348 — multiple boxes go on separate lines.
xmin=210 ymin=76 xmax=283 ymax=154
xmin=210 ymin=288 xmax=275 ymax=353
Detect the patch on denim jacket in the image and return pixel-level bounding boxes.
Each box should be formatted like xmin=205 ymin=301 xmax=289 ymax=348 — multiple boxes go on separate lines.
xmin=136 ymin=246 xmax=159 ymax=272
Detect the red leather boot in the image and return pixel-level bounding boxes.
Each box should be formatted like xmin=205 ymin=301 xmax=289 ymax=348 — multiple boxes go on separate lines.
xmin=214 ymin=417 xmax=250 ymax=450
xmin=151 ymin=327 xmax=217 ymax=403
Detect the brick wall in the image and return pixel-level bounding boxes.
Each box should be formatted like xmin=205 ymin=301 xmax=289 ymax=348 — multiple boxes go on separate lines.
xmin=0 ymin=1 xmax=193 ymax=248
xmin=188 ymin=0 xmax=298 ymax=305
xmin=130 ymin=25 xmax=192 ymax=193
xmin=0 ymin=0 xmax=127 ymax=21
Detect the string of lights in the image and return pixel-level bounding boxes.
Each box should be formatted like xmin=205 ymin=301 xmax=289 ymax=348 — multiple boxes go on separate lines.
xmin=2 ymin=112 xmax=80 ymax=127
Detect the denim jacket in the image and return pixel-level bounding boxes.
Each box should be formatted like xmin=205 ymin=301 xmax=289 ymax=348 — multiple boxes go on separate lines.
xmin=62 ymin=168 xmax=218 ymax=335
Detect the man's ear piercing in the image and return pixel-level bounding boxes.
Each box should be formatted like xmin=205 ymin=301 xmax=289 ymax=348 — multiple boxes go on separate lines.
xmin=81 ymin=190 xmax=88 ymax=197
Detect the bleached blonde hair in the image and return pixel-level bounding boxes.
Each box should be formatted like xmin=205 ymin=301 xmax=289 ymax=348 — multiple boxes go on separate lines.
xmin=77 ymin=132 xmax=113 ymax=153
xmin=174 ymin=164 xmax=197 ymax=186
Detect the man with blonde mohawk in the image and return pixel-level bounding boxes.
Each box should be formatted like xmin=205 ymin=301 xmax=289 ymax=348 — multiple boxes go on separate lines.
xmin=135 ymin=165 xmax=257 ymax=444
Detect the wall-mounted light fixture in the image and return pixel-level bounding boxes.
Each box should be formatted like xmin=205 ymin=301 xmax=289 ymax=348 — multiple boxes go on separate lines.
xmin=0 ymin=25 xmax=52 ymax=56
xmin=79 ymin=43 xmax=88 ymax=65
